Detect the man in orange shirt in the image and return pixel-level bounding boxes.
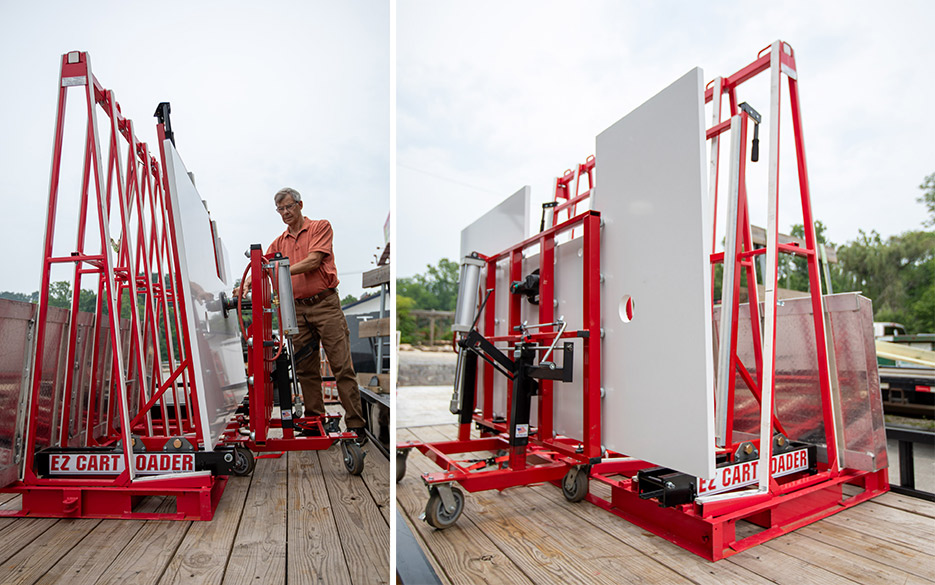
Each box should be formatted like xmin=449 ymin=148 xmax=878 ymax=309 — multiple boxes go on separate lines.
xmin=242 ymin=187 xmax=366 ymax=440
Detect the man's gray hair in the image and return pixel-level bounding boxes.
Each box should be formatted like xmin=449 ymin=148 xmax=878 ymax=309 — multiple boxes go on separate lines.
xmin=274 ymin=187 xmax=302 ymax=205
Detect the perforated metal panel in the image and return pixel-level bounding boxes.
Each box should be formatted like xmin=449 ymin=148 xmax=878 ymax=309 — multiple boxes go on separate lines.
xmin=64 ymin=311 xmax=95 ymax=447
xmin=35 ymin=306 xmax=70 ymax=452
xmin=0 ymin=300 xmax=35 ymax=488
xmin=828 ymin=294 xmax=887 ymax=471
xmin=714 ymin=292 xmax=887 ymax=470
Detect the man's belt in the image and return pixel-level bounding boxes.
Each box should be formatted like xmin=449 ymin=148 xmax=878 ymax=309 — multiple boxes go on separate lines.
xmin=295 ymin=288 xmax=337 ymax=306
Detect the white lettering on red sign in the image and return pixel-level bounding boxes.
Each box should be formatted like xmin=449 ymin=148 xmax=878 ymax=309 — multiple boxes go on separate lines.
xmin=48 ymin=453 xmax=195 ymax=476
xmin=916 ymin=385 xmax=931 ymax=393
xmin=696 ymin=448 xmax=809 ymax=496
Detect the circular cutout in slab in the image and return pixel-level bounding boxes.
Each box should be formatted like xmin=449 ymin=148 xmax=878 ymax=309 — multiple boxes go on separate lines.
xmin=618 ymin=295 xmax=634 ymax=323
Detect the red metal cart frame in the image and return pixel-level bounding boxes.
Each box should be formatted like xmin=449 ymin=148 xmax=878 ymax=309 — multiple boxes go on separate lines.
xmin=219 ymin=246 xmax=366 ymax=474
xmin=1 ymin=51 xmax=226 ymax=520
xmin=399 ymin=210 xmax=601 ymax=495
xmin=398 ymin=40 xmax=888 ymax=560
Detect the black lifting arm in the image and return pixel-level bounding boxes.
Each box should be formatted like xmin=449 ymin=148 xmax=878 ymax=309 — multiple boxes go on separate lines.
xmin=154 ymin=102 xmax=175 ymax=146
xmin=459 ymin=329 xmax=516 ymax=379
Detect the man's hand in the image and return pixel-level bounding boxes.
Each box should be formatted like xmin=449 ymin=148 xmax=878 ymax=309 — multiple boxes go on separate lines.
xmin=234 ymin=274 xmax=252 ymax=298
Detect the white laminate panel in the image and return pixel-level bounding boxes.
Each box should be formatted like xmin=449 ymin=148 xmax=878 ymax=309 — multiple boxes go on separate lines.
xmin=592 ymin=68 xmax=715 ymax=478
xmin=460 ymin=187 xmax=530 ymax=260
xmin=164 ymin=139 xmax=247 ymax=449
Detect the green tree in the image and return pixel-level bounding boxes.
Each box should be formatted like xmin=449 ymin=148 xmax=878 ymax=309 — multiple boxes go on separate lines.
xmin=396 ymin=258 xmax=459 ymax=344
xmin=397 ymin=295 xmax=417 ymax=343
xmin=44 ymin=281 xmax=99 ymax=313
xmin=396 ymin=258 xmax=459 ymax=311
xmin=780 ymin=221 xmax=849 ymax=293
xmin=837 ymin=229 xmax=934 ymax=333
xmin=919 ymin=172 xmax=935 ymax=228
xmin=0 ymin=290 xmax=38 ymax=303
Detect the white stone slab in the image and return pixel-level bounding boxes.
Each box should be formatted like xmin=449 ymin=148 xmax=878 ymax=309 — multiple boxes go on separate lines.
xmin=163 ymin=139 xmax=247 ymax=449
xmin=463 ymin=187 xmax=529 ymax=417
xmin=460 ymin=186 xmax=530 ymax=260
xmin=591 ymin=68 xmax=715 ymax=478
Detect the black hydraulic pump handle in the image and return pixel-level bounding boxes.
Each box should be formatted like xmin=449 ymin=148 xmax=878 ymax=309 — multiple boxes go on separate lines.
xmin=540 ymin=201 xmax=558 ymax=232
xmin=154 ymin=102 xmax=175 ymax=146
xmin=738 ymin=102 xmax=761 ymax=163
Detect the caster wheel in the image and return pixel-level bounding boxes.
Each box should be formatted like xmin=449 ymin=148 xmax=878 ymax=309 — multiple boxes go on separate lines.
xmin=342 ymin=441 xmax=365 ymax=475
xmin=232 ymin=447 xmax=255 ymax=476
xmin=396 ymin=449 xmax=409 ymax=483
xmin=424 ymin=486 xmax=464 ymax=529
xmin=562 ymin=467 xmax=588 ymax=502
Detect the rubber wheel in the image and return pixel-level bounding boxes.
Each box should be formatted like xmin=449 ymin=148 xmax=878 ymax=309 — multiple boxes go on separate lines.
xmin=396 ymin=450 xmax=408 ymax=483
xmin=232 ymin=447 xmax=255 ymax=476
xmin=342 ymin=441 xmax=365 ymax=475
xmin=562 ymin=468 xmax=588 ymax=502
xmin=424 ymin=486 xmax=464 ymax=529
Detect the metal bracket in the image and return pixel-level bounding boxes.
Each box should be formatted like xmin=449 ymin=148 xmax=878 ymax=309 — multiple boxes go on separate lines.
xmin=435 ymin=483 xmax=458 ymax=514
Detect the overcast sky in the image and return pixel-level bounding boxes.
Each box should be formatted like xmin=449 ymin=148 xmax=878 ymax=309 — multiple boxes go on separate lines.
xmin=2 ymin=2 xmax=932 ymax=293
xmin=0 ymin=1 xmax=389 ymax=299
xmin=397 ymin=0 xmax=934 ymax=278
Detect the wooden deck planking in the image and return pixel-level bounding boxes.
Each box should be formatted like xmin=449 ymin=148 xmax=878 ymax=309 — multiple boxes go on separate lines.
xmin=287 ymin=450 xmax=353 ymax=585
xmin=872 ymin=491 xmax=935 ymax=518
xmin=96 ymin=501 xmax=191 ymax=585
xmin=820 ymin=499 xmax=934 ymax=554
xmin=412 ymin=425 xmax=688 ymax=585
xmin=159 ymin=475 xmax=251 ymax=585
xmin=318 ymin=442 xmax=391 ymax=585
xmin=796 ymin=514 xmax=935 ymax=580
xmin=360 ymin=442 xmax=391 ymax=524
xmin=0 ymin=447 xmax=388 ymax=585
xmin=398 ymin=423 xmax=935 ymax=585
xmin=397 ymin=427 xmax=534 ymax=585
xmin=32 ymin=497 xmax=169 ymax=585
xmin=761 ymin=531 xmax=930 ymax=585
xmin=0 ymin=518 xmax=103 ymax=584
xmin=222 ymin=456 xmax=288 ymax=585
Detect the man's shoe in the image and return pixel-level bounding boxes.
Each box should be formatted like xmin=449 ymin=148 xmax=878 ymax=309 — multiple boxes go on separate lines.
xmin=347 ymin=427 xmax=368 ymax=445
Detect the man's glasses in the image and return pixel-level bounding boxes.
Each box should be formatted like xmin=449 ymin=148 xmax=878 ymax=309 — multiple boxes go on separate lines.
xmin=276 ymin=202 xmax=299 ymax=213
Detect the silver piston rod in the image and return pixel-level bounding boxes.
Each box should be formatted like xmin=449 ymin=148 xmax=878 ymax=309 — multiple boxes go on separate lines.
xmin=452 ymin=255 xmax=485 ymax=333
xmin=451 ymin=256 xmax=493 ymax=414
xmin=272 ymin=257 xmax=299 ymax=336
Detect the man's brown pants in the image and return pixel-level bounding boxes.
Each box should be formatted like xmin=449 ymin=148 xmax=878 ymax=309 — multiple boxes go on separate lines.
xmin=291 ymin=292 xmax=365 ymax=429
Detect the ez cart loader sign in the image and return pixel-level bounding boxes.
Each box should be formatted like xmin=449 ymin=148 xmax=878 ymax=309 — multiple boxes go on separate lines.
xmin=47 ymin=453 xmax=195 ymax=476
xmin=696 ymin=447 xmax=809 ymax=496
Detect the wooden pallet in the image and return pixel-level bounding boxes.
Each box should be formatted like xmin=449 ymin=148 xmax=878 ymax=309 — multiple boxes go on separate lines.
xmin=398 ymin=424 xmax=935 ymax=585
